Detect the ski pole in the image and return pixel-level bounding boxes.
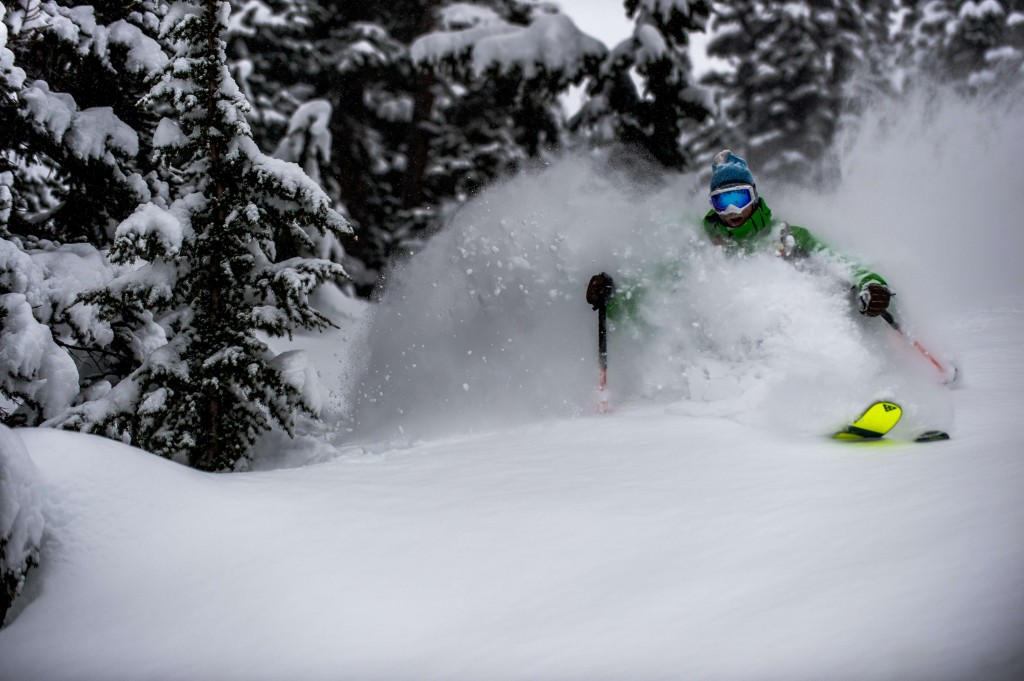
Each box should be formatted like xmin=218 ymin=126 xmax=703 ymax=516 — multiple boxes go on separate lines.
xmin=597 ymin=302 xmax=610 ymax=412
xmin=880 ymin=311 xmax=957 ymax=383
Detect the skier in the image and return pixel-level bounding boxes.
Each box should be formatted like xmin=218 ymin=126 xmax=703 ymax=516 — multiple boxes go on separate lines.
xmin=586 ymin=150 xmax=893 ymax=319
xmin=582 ymin=150 xmax=958 ymax=440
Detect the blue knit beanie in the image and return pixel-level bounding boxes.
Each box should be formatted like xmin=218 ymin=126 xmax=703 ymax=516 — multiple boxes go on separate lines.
xmin=710 ymin=150 xmax=755 ymax=191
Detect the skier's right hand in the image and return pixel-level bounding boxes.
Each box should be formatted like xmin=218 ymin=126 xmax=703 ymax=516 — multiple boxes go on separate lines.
xmin=858 ymin=283 xmax=892 ymax=317
xmin=586 ymin=272 xmax=615 ymax=310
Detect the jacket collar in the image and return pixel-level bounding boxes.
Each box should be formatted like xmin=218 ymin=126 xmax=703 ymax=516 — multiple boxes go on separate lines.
xmin=704 ymin=198 xmax=773 ymax=241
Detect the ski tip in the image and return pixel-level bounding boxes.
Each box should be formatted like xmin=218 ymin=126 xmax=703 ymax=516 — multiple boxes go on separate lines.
xmin=914 ymin=430 xmax=951 ymax=443
xmin=833 ymin=401 xmax=902 ymax=440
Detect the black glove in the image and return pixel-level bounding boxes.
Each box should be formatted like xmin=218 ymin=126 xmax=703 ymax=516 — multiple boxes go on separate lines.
xmin=858 ymin=283 xmax=892 ymax=317
xmin=586 ymin=272 xmax=615 ymax=310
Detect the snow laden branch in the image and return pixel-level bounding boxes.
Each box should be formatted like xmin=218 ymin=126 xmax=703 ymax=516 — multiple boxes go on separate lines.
xmin=570 ymin=0 xmax=711 ymax=169
xmin=1 ymin=0 xmax=167 ymax=235
xmin=0 ymin=425 xmax=44 ymax=627
xmin=0 ymin=238 xmax=117 ymax=423
xmin=273 ymin=100 xmax=331 ymax=187
xmin=411 ymin=11 xmax=606 ymax=91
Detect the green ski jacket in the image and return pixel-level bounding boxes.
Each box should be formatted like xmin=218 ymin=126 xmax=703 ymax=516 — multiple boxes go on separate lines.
xmin=701 ymin=197 xmax=887 ymax=291
xmin=605 ymin=198 xmax=887 ymax=321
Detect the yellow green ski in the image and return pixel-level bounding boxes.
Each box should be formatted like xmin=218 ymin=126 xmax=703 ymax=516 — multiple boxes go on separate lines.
xmin=834 ymin=401 xmax=902 ymax=440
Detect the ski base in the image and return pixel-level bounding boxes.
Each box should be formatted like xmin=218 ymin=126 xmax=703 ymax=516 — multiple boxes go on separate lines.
xmin=834 ymin=401 xmax=902 ymax=440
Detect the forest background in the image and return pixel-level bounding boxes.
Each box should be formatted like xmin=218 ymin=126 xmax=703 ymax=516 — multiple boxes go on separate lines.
xmin=2 ymin=0 xmax=1022 ymax=471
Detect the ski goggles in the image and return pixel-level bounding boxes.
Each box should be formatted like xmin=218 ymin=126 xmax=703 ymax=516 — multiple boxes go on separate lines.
xmin=710 ymin=184 xmax=756 ymax=215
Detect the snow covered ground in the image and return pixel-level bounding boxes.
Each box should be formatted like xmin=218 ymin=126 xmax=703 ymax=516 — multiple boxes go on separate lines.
xmin=1 ymin=301 xmax=1022 ymax=681
xmin=2 ymin=94 xmax=1024 ymax=679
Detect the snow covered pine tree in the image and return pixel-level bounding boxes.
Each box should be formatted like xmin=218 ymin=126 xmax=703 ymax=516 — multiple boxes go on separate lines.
xmin=1 ymin=0 xmax=167 ymax=426
xmin=0 ymin=425 xmax=43 ymax=627
xmin=402 ymin=3 xmax=605 ymax=283
xmin=571 ymin=0 xmax=711 ymax=169
xmin=226 ymin=2 xmax=418 ymax=294
xmin=703 ymin=0 xmax=887 ymax=183
xmin=899 ymin=0 xmax=1024 ymax=94
xmin=56 ymin=0 xmax=350 ymax=471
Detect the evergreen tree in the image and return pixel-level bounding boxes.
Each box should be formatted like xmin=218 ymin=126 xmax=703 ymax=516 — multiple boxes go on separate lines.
xmin=899 ymin=0 xmax=1024 ymax=94
xmin=0 ymin=423 xmax=44 ymax=627
xmin=409 ymin=2 xmax=605 ymax=241
xmin=317 ymin=17 xmax=417 ymax=293
xmin=1 ymin=0 xmax=168 ymax=426
xmin=703 ymin=0 xmax=892 ymax=183
xmin=225 ymin=0 xmax=331 ymax=151
xmin=54 ymin=0 xmax=350 ymax=470
xmin=226 ymin=0 xmax=604 ymax=295
xmin=828 ymin=0 xmax=898 ymax=107
xmin=224 ymin=0 xmax=416 ymax=294
xmin=572 ymin=0 xmax=711 ymax=169
xmin=1 ymin=0 xmax=166 ymax=244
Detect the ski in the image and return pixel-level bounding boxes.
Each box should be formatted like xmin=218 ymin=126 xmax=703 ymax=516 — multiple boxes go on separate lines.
xmin=834 ymin=401 xmax=902 ymax=440
xmin=914 ymin=430 xmax=950 ymax=443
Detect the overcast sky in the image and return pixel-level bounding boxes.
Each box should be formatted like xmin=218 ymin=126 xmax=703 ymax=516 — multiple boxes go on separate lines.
xmin=552 ymin=0 xmax=718 ymax=115
xmin=554 ymin=0 xmax=718 ymax=76
xmin=554 ymin=0 xmax=632 ymax=48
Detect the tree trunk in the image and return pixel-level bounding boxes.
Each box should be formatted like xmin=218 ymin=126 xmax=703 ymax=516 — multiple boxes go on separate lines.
xmin=400 ymin=0 xmax=439 ymax=210
xmin=199 ymin=0 xmax=226 ymax=471
xmin=400 ymin=69 xmax=436 ymax=210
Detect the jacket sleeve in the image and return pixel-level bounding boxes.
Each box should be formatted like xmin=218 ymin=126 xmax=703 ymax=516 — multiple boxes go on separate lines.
xmin=786 ymin=225 xmax=888 ymax=290
xmin=604 ymin=279 xmax=644 ymax=322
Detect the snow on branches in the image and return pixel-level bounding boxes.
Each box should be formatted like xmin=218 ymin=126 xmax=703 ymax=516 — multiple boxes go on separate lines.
xmin=0 ymin=425 xmax=44 ymax=627
xmin=412 ymin=10 xmax=605 ymax=89
xmin=81 ymin=0 xmax=352 ymax=470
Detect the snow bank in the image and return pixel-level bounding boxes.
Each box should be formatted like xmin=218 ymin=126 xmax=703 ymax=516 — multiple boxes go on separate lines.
xmin=0 ymin=425 xmax=44 ymax=626
xmin=2 ymin=323 xmax=1024 ymax=679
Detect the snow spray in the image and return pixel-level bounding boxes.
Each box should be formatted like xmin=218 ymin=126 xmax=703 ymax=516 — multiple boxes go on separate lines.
xmin=343 ymin=88 xmax=1022 ymax=442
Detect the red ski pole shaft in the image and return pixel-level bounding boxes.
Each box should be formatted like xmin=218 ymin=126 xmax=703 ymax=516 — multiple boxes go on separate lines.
xmin=881 ymin=311 xmax=956 ymax=380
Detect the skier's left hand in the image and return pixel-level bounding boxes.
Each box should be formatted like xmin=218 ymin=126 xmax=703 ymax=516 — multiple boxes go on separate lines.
xmin=586 ymin=272 xmax=615 ymax=310
xmin=858 ymin=283 xmax=892 ymax=317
